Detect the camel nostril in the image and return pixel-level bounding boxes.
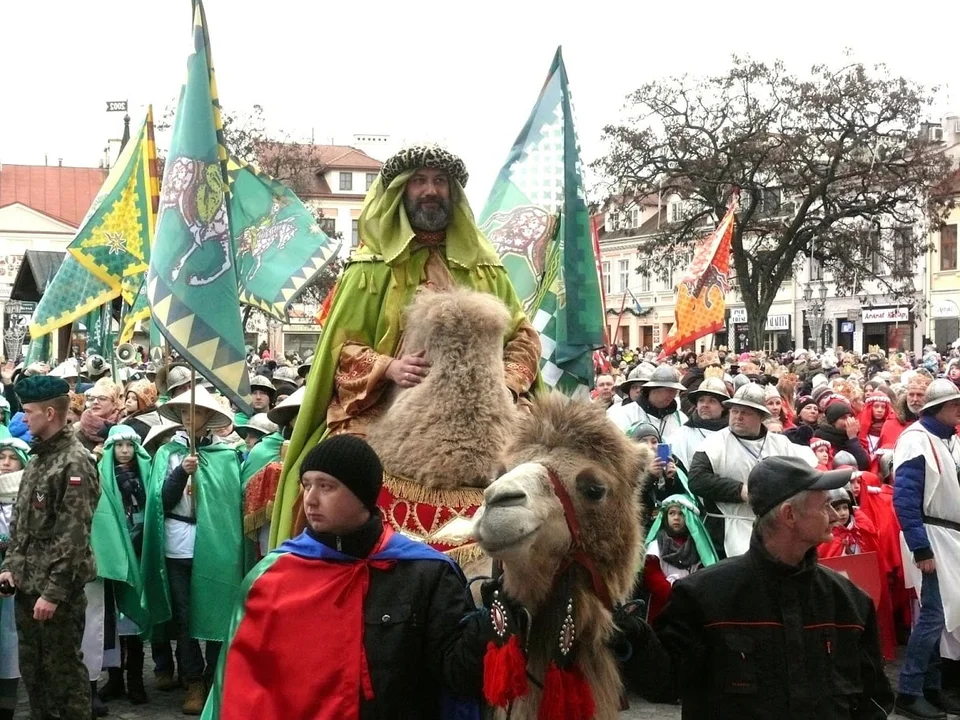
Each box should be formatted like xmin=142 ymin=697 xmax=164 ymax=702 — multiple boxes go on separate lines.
xmin=486 ymin=491 xmax=527 ymax=508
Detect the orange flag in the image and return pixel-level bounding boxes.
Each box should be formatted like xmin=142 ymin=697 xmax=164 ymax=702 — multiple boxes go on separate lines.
xmin=659 ymin=203 xmax=736 ymax=358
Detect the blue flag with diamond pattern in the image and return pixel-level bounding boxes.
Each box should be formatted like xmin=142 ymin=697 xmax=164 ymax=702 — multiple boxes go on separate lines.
xmin=478 ymin=47 xmax=603 ymax=393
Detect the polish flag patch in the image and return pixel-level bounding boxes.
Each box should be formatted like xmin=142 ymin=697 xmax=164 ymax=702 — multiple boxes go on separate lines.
xmin=69 ymin=476 xmax=82 ymax=486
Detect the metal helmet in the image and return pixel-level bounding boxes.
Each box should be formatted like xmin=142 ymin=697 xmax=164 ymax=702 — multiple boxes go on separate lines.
xmin=920 ymin=378 xmax=960 ymax=414
xmin=620 ymin=362 xmax=656 ymax=391
xmin=643 ymin=365 xmax=686 ymax=391
xmin=688 ymin=377 xmax=730 ymax=402
xmin=250 ymin=375 xmax=277 ymax=397
xmin=722 ymin=383 xmax=771 ymax=415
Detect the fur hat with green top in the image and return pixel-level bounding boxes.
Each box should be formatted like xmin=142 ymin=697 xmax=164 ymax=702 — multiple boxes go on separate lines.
xmin=103 ymin=425 xmax=142 ymax=450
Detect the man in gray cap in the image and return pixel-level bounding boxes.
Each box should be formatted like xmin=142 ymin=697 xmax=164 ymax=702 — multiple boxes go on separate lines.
xmin=892 ymin=379 xmax=960 ymax=719
xmin=689 ymin=383 xmax=817 ymax=558
xmin=622 ymin=456 xmax=894 ymax=719
xmin=608 ymin=364 xmax=687 ymax=436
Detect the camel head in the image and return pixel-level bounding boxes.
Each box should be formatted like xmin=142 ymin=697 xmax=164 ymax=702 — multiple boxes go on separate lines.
xmin=473 ymin=392 xmax=650 ymax=613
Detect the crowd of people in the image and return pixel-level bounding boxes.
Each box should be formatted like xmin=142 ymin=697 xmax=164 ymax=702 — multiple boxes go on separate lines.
xmin=594 ymin=341 xmax=960 ymax=719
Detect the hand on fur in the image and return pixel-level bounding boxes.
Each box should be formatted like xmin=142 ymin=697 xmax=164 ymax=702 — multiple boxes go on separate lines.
xmin=386 ymin=350 xmax=430 ymax=388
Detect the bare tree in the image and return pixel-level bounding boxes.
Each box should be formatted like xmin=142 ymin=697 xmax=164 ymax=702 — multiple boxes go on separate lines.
xmin=597 ymin=56 xmax=954 ymax=347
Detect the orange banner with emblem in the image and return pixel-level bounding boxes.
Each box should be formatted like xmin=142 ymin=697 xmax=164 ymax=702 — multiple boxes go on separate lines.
xmin=659 ymin=203 xmax=736 ymax=358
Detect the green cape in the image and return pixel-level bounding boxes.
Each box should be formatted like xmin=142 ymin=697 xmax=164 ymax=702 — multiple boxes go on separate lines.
xmin=240 ymin=432 xmax=282 ymax=487
xmin=141 ymin=436 xmax=244 ymax=641
xmin=92 ymin=444 xmax=151 ymax=633
xmin=269 ymin=170 xmax=536 ymax=548
xmin=644 ymin=494 xmax=719 ymax=570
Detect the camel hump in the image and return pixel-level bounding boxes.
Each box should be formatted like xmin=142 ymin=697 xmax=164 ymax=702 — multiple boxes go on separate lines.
xmin=403 ymin=287 xmax=513 ymax=351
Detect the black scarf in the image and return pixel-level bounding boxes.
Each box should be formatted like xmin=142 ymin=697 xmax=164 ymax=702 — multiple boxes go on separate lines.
xmin=814 ymin=424 xmax=850 ymax=449
xmin=639 ymin=393 xmax=679 ymax=419
xmin=685 ymin=413 xmax=728 ymax=431
xmin=307 ymin=512 xmax=383 ymax=558
xmin=656 ymin=525 xmax=701 ymax=569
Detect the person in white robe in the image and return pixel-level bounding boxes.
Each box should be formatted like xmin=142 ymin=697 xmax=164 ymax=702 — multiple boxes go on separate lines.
xmin=688 ymin=383 xmax=817 ymax=559
xmin=608 ymin=364 xmax=687 ymax=437
xmin=667 ymin=377 xmax=729 ymax=474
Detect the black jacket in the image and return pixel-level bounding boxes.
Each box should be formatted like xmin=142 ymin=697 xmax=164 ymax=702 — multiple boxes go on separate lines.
xmin=814 ymin=425 xmax=870 ymax=470
xmin=314 ymin=516 xmax=484 ymax=719
xmin=625 ymin=531 xmax=894 ymax=719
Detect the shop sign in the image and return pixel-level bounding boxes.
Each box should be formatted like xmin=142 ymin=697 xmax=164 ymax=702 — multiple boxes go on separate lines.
xmin=933 ymin=299 xmax=960 ymax=318
xmin=861 ymin=307 xmax=909 ymax=324
xmin=839 ymin=321 xmax=855 ymax=334
xmin=730 ymin=308 xmax=748 ymax=324
xmin=765 ymin=314 xmax=790 ymax=331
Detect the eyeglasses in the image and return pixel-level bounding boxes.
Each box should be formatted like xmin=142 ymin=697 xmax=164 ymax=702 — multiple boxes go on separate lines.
xmin=89 ymin=396 xmax=112 ymax=403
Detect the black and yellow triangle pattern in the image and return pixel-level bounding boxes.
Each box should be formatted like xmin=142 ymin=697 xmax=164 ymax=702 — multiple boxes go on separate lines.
xmin=148 ymin=272 xmax=251 ymax=409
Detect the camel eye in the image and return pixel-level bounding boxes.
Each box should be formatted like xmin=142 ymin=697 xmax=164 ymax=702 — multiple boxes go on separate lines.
xmin=575 ymin=470 xmax=607 ymax=502
xmin=584 ymin=485 xmax=606 ymax=502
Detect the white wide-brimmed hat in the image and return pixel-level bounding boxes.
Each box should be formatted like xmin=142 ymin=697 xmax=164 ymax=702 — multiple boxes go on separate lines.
xmin=268 ymin=386 xmax=305 ymax=427
xmin=158 ymin=385 xmax=233 ymax=429
xmin=235 ymin=413 xmax=280 ymax=439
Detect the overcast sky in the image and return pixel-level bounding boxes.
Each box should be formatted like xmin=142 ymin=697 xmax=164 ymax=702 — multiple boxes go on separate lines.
xmin=0 ymin=0 xmax=955 ymax=206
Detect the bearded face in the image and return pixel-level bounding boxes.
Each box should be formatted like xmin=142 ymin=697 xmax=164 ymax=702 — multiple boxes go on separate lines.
xmin=403 ymin=168 xmax=453 ymax=232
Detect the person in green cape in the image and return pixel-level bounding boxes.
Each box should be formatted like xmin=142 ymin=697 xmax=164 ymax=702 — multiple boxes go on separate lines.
xmin=141 ymin=384 xmax=243 ymax=716
xmin=93 ymin=425 xmax=152 ymax=706
xmin=0 ymin=430 xmax=27 ymax=719
xmin=270 ymin=145 xmax=542 ymax=547
xmin=642 ymin=494 xmax=717 ymax=622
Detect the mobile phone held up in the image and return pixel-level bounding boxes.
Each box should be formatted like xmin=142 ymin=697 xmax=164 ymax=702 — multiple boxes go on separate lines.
xmin=656 ymin=443 xmax=671 ymax=463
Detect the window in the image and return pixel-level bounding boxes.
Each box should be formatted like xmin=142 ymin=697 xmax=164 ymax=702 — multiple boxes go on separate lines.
xmin=660 ymin=264 xmax=674 ymax=290
xmin=607 ymin=212 xmax=621 ymax=232
xmin=893 ymin=227 xmax=913 ymax=277
xmin=339 ymin=172 xmax=353 ymax=191
xmin=618 ymin=259 xmax=630 ymax=292
xmin=366 ymin=172 xmax=377 ymax=191
xmin=810 ymin=256 xmax=823 ymax=281
xmin=759 ymin=188 xmax=782 ymax=217
xmin=351 ymin=219 xmax=359 ymax=247
xmin=318 ymin=217 xmax=336 ymax=236
xmin=668 ymin=201 xmax=683 ymax=223
xmin=941 ymin=224 xmax=957 ymax=272
xmin=629 ymin=207 xmax=640 ymax=228
xmin=640 ymin=271 xmax=651 ymax=293
xmin=602 ymin=261 xmax=611 ymax=295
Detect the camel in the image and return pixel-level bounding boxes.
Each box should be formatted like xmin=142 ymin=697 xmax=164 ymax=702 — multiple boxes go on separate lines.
xmin=367 ymin=287 xmax=517 ymax=489
xmin=366 ymin=287 xmax=519 ymax=568
xmin=472 ymin=392 xmax=650 ymax=720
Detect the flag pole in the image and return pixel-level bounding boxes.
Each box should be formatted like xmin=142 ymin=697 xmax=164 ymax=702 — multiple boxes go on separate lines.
xmin=611 ymin=291 xmax=628 ymax=346
xmin=189 ymin=367 xmax=197 ymax=456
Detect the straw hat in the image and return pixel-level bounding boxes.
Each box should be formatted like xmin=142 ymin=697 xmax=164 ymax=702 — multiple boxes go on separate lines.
xmin=49 ymin=358 xmax=79 ymax=379
xmin=143 ymin=418 xmax=183 ymax=454
xmin=235 ymin=413 xmax=280 ymax=439
xmin=158 ymin=385 xmax=233 ymax=429
xmin=268 ymin=386 xmax=305 ymax=427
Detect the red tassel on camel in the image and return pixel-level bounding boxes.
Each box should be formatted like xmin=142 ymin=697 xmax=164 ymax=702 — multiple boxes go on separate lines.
xmin=483 ymin=635 xmax=528 ymax=707
xmin=538 ymin=662 xmax=596 ymax=720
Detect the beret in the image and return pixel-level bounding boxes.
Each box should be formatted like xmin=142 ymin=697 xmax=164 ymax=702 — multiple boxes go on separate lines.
xmin=15 ymin=376 xmax=70 ymax=404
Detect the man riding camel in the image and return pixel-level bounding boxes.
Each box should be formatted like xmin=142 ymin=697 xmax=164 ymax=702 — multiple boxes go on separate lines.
xmin=270 ymin=145 xmax=542 ymax=546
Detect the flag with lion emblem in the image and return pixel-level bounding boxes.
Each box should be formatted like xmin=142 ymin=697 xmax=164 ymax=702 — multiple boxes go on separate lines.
xmin=658 ymin=201 xmax=736 ymax=358
xmin=148 ymin=0 xmax=251 ymax=412
xmin=479 ymin=47 xmax=603 ymax=393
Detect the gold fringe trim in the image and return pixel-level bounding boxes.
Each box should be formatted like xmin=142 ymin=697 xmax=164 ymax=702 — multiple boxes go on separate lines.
xmin=444 ymin=543 xmax=486 ymax=566
xmin=242 ymin=500 xmax=274 ymax=539
xmin=382 ymin=472 xmax=485 ymax=508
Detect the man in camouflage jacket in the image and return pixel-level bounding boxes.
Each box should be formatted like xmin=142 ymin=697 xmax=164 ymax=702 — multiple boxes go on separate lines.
xmin=0 ymin=375 xmax=100 ymax=720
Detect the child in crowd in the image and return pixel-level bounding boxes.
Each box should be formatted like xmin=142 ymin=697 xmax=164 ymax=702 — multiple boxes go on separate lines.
xmin=642 ymin=495 xmax=717 ymax=622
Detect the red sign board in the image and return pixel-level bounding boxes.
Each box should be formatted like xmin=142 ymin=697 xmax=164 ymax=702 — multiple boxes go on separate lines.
xmin=819 ymin=552 xmax=883 ymax=608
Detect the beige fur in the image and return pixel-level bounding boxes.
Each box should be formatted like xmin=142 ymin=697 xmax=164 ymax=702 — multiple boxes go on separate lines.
xmin=367 ymin=288 xmax=518 ymax=489
xmin=474 ymin=392 xmax=650 ymax=720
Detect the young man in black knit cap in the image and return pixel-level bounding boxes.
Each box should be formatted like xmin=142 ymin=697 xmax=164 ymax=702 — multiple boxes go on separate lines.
xmin=203 ymin=434 xmax=485 ymax=720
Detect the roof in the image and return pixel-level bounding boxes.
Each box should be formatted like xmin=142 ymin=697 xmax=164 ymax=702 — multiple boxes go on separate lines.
xmin=255 ymin=143 xmax=382 ymax=199
xmin=0 ymin=164 xmax=107 ymax=227
xmin=600 ymin=208 xmax=667 ymax=242
xmin=10 ymin=250 xmax=65 ymax=301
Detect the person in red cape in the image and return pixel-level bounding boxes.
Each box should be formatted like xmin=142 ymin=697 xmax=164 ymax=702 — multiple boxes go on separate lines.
xmin=878 ymin=375 xmax=930 ymax=451
xmin=858 ymin=392 xmax=892 ymax=474
xmin=202 ymin=435 xmax=485 ymax=720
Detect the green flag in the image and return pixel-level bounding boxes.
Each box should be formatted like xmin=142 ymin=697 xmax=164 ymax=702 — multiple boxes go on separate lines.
xmin=24 ymin=334 xmax=50 ymax=366
xmin=68 ymin=110 xmax=159 ymax=306
xmin=478 ymin=47 xmax=603 ymax=393
xmin=147 ymin=0 xmax=251 ymax=412
xmin=229 ymin=157 xmax=341 ymax=320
